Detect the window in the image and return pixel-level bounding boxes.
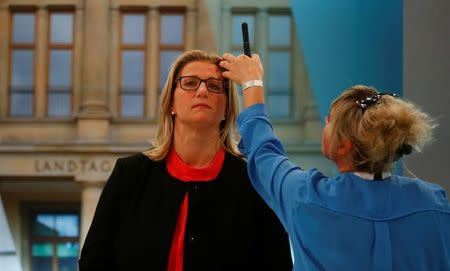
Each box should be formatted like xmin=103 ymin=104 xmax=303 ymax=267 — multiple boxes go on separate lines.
xmin=9 ymin=11 xmax=36 ymax=117
xmin=118 ymin=9 xmax=185 ymax=119
xmin=47 ymin=11 xmax=74 ymax=117
xmin=267 ymin=15 xmax=292 ymax=118
xmin=159 ymin=13 xmax=185 ymax=92
xmin=231 ymin=14 xmax=255 ymax=57
xmin=29 ymin=209 xmax=80 ymax=271
xmin=231 ymin=12 xmax=294 ymax=119
xmin=119 ymin=12 xmax=147 ymax=118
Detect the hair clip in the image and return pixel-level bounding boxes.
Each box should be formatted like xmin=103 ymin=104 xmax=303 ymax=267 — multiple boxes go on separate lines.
xmin=394 ymin=143 xmax=412 ymax=161
xmin=356 ymin=93 xmax=399 ymax=110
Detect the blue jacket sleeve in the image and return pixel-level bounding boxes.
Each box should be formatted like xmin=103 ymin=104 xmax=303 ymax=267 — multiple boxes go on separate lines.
xmin=237 ymin=104 xmax=310 ymax=227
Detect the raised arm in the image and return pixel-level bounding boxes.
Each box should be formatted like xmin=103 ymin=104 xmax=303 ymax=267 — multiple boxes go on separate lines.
xmin=220 ymin=53 xmax=310 ymax=226
xmin=220 ymin=53 xmax=265 ymax=108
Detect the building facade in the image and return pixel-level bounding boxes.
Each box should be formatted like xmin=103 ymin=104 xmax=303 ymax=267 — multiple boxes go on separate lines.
xmin=0 ymin=0 xmax=327 ymax=270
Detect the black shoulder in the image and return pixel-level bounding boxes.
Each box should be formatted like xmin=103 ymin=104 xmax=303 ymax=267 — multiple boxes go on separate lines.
xmin=110 ymin=153 xmax=158 ymax=185
xmin=117 ymin=152 xmax=149 ymax=165
xmin=224 ymin=152 xmax=248 ymax=169
xmin=223 ymin=152 xmax=251 ymax=186
xmin=115 ymin=152 xmax=160 ymax=171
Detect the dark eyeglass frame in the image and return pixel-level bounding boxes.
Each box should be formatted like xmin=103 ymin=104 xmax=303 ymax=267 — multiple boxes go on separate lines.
xmin=176 ymin=76 xmax=227 ymax=94
xmin=356 ymin=92 xmax=399 ymax=110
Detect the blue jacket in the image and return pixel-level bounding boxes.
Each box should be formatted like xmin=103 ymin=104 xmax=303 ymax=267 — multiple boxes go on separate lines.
xmin=237 ymin=104 xmax=450 ymax=271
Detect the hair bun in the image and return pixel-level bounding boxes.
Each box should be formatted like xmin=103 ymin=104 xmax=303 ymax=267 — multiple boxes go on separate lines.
xmin=402 ymin=143 xmax=413 ymax=155
xmin=394 ymin=143 xmax=413 ymax=161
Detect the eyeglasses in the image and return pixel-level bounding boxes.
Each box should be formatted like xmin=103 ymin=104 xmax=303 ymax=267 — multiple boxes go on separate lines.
xmin=356 ymin=93 xmax=399 ymax=110
xmin=177 ymin=76 xmax=227 ymax=94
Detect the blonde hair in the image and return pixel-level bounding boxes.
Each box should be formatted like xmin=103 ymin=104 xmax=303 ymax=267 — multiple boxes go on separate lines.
xmin=144 ymin=50 xmax=241 ymax=161
xmin=327 ymin=85 xmax=437 ymax=174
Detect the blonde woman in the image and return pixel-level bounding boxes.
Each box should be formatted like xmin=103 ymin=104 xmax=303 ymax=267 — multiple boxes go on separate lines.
xmin=79 ymin=50 xmax=292 ymax=271
xmin=220 ymin=53 xmax=450 ymax=271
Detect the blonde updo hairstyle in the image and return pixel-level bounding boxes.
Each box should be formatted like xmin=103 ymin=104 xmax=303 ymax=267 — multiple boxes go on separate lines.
xmin=144 ymin=50 xmax=241 ymax=161
xmin=327 ymin=85 xmax=436 ymax=174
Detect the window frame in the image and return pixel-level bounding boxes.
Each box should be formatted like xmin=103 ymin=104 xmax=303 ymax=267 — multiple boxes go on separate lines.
xmin=230 ymin=9 xmax=296 ymax=121
xmin=266 ymin=12 xmax=294 ymax=119
xmin=230 ymin=11 xmax=257 ymax=56
xmin=115 ymin=7 xmax=186 ymax=120
xmin=8 ymin=7 xmax=38 ymax=117
xmin=158 ymin=9 xmax=186 ymax=94
xmin=22 ymin=202 xmax=80 ymax=271
xmin=46 ymin=8 xmax=75 ymax=118
xmin=118 ymin=9 xmax=148 ymax=118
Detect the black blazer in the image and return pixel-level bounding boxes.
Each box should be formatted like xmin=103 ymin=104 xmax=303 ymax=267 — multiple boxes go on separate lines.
xmin=79 ymin=152 xmax=292 ymax=271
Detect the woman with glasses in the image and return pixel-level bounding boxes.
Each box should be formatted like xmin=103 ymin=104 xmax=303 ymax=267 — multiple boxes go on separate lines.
xmin=220 ymin=53 xmax=450 ymax=271
xmin=79 ymin=50 xmax=292 ymax=271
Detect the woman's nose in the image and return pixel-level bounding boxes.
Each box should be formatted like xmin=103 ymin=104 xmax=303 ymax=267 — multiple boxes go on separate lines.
xmin=196 ymin=82 xmax=208 ymax=96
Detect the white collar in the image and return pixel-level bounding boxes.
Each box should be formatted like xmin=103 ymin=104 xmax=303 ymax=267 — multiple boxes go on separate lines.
xmin=352 ymin=171 xmax=391 ymax=180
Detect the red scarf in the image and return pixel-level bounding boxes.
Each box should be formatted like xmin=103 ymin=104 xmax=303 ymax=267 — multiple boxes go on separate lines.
xmin=166 ymin=148 xmax=225 ymax=271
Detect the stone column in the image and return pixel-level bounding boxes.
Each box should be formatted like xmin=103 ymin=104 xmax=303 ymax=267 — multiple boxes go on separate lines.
xmin=220 ymin=5 xmax=231 ymax=54
xmin=0 ymin=7 xmax=9 ymax=118
xmin=34 ymin=7 xmax=48 ymax=118
xmin=77 ymin=0 xmax=110 ymax=140
xmin=147 ymin=7 xmax=159 ymax=119
xmin=72 ymin=6 xmax=83 ymax=118
xmin=185 ymin=6 xmax=196 ymax=50
xmin=79 ymin=180 xmax=104 ymax=247
xmin=108 ymin=7 xmax=120 ymax=118
xmin=256 ymin=8 xmax=268 ymax=62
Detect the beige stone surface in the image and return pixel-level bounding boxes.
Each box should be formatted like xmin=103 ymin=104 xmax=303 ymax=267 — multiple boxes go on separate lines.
xmin=0 ymin=1 xmax=325 ymax=269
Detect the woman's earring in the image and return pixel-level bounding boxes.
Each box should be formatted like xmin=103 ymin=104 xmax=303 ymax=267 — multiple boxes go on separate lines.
xmin=171 ymin=111 xmax=176 ymax=116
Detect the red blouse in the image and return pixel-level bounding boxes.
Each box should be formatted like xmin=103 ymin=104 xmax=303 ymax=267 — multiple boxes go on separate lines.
xmin=166 ymin=148 xmax=225 ymax=271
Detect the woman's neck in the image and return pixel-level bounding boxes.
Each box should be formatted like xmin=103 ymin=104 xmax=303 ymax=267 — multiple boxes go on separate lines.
xmin=173 ymin=124 xmax=222 ymax=168
xmin=335 ymin=155 xmax=355 ymax=173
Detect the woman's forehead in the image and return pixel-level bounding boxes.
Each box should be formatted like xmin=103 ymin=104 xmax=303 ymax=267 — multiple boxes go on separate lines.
xmin=179 ymin=61 xmax=221 ymax=77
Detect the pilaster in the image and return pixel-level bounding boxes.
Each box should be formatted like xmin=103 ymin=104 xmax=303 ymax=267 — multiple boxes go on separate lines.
xmin=78 ymin=180 xmax=105 ymax=247
xmin=77 ymin=0 xmax=110 ymax=140
xmin=34 ymin=7 xmax=48 ymax=118
xmin=147 ymin=7 xmax=159 ymax=119
xmin=0 ymin=8 xmax=9 ymax=118
xmin=185 ymin=6 xmax=196 ymax=50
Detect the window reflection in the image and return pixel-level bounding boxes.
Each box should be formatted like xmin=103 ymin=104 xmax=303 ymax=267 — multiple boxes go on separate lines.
xmin=120 ymin=13 xmax=146 ymax=118
xmin=267 ymin=14 xmax=293 ymax=119
xmin=11 ymin=93 xmax=33 ymax=116
xmin=232 ymin=15 xmax=255 ymax=46
xmin=13 ymin=13 xmax=35 ymax=43
xmin=33 ymin=214 xmax=79 ymax=237
xmin=161 ymin=15 xmax=184 ymax=45
xmin=48 ymin=12 xmax=74 ymax=117
xmin=58 ymin=242 xmax=79 ymax=271
xmin=30 ymin=212 xmax=80 ymax=271
xmin=269 ymin=16 xmax=291 ymax=46
xmin=121 ymin=95 xmax=144 ymax=117
xmin=12 ymin=50 xmax=34 ymax=86
xmin=267 ymin=95 xmax=290 ymax=118
xmin=51 ymin=14 xmax=73 ymax=44
xmin=121 ymin=51 xmax=145 ymax=88
xmin=10 ymin=17 xmax=35 ymax=118
xmin=160 ymin=51 xmax=181 ymax=89
xmin=48 ymin=93 xmax=71 ymax=116
xmin=55 ymin=215 xmax=79 ymax=237
xmin=49 ymin=50 xmax=72 ymax=86
xmin=118 ymin=11 xmax=185 ymax=117
xmin=123 ymin=14 xmax=145 ymax=44
xmin=32 ymin=242 xmax=53 ymax=271
xmin=269 ymin=52 xmax=291 ymax=90
xmin=120 ymin=51 xmax=145 ymax=117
